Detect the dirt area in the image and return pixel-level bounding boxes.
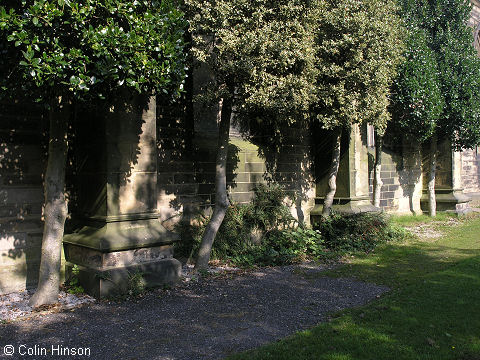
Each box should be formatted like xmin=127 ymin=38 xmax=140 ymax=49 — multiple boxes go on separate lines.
xmin=0 ymin=263 xmax=387 ymax=360
xmin=404 ymin=217 xmax=461 ymax=241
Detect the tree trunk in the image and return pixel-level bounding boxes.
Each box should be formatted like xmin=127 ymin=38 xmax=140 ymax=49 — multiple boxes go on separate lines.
xmin=194 ymin=97 xmax=232 ymax=271
xmin=428 ymin=133 xmax=438 ymax=217
xmin=373 ymin=131 xmax=383 ymax=208
xmin=29 ymin=95 xmax=69 ymax=307
xmin=322 ymin=127 xmax=343 ymax=218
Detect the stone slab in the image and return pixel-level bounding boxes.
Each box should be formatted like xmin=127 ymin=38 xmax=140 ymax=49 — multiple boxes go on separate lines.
xmin=66 ymin=257 xmax=181 ymax=298
xmin=63 ymin=218 xmax=179 ymax=252
xmin=64 ymin=243 xmax=174 ymax=270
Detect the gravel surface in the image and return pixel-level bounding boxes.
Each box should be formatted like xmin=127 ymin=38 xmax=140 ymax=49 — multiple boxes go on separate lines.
xmin=0 ymin=291 xmax=95 ymax=322
xmin=0 ymin=263 xmax=388 ymax=360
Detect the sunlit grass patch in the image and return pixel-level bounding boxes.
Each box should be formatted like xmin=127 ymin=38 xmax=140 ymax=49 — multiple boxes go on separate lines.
xmin=229 ymin=216 xmax=480 ymax=360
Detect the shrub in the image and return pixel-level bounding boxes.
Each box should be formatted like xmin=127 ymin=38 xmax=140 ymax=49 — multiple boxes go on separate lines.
xmin=234 ymin=228 xmax=325 ymax=267
xmin=175 ymin=219 xmax=325 ymax=268
xmin=246 ymin=183 xmax=297 ymax=232
xmin=175 ymin=188 xmax=409 ymax=267
xmin=127 ymin=270 xmax=147 ymax=297
xmin=174 ymin=184 xmax=297 ymax=263
xmin=173 ymin=213 xmax=207 ymax=262
xmin=315 ymin=212 xmax=409 ymax=253
xmin=208 ymin=203 xmax=255 ymax=259
xmin=64 ymin=265 xmax=84 ymax=295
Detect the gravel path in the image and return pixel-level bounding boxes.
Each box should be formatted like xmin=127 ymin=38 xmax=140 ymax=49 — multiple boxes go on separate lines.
xmin=0 ymin=291 xmax=95 ymax=322
xmin=0 ymin=263 xmax=387 ymax=360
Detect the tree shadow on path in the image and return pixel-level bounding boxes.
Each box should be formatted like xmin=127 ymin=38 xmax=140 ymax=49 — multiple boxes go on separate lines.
xmin=0 ymin=264 xmax=387 ymax=360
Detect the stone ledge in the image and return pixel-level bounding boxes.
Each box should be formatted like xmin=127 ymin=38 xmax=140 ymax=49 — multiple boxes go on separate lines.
xmin=310 ymin=197 xmax=380 ymax=224
xmin=63 ymin=218 xmax=179 ymax=252
xmin=420 ymin=189 xmax=471 ymax=214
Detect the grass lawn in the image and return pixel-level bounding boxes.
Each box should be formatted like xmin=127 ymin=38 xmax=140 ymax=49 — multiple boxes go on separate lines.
xmin=229 ymin=214 xmax=480 ymax=360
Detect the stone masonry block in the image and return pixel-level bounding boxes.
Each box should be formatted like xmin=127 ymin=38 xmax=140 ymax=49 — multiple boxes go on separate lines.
xmin=381 ymin=191 xmax=395 ymax=200
xmin=67 ymin=258 xmax=181 ymax=298
xmin=382 ymin=178 xmax=395 ymax=185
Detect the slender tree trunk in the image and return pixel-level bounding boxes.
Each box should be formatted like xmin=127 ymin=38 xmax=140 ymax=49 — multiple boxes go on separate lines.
xmin=29 ymin=95 xmax=69 ymax=307
xmin=428 ymin=133 xmax=438 ymax=217
xmin=373 ymin=131 xmax=383 ymax=208
xmin=194 ymin=97 xmax=232 ymax=271
xmin=322 ymin=127 xmax=343 ymax=218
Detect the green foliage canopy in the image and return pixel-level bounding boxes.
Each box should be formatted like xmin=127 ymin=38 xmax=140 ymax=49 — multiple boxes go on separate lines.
xmin=0 ymin=0 xmax=187 ymax=102
xmin=313 ymin=0 xmax=405 ymax=133
xmin=186 ymin=0 xmax=319 ymax=125
xmin=392 ymin=0 xmax=480 ymax=149
xmin=391 ymin=25 xmax=443 ymax=142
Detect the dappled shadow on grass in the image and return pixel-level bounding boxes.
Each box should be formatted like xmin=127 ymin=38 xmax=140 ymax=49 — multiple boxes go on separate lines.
xmin=230 ymin=255 xmax=480 ymax=360
xmin=229 ymin=218 xmax=480 ymax=360
xmin=324 ymin=215 xmax=480 ymax=288
xmin=329 ymin=242 xmax=480 ymax=288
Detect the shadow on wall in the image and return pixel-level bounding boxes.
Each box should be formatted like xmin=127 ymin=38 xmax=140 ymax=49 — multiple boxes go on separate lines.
xmin=156 ymin=84 xmax=241 ymax=230
xmin=0 ymin=101 xmax=48 ymax=293
xmin=248 ymin=116 xmax=316 ymax=226
xmin=384 ymin=123 xmax=422 ymax=214
xmin=72 ymin=95 xmax=138 ymax=217
xmin=2 ymin=89 xmax=212 ymax=293
xmin=2 ymin=92 xmax=156 ymax=293
xmin=311 ymin=124 xmax=350 ymax=207
xmin=66 ymin=93 xmax=160 ymax=244
xmin=366 ymin=123 xmax=421 ymax=213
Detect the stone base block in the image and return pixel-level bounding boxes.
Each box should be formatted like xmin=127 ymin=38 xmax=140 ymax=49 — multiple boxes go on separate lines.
xmin=66 ymin=258 xmax=181 ymax=298
xmin=63 ymin=242 xmax=175 ymax=269
xmin=420 ymin=189 xmax=471 ymax=215
xmin=310 ymin=197 xmax=380 ymax=224
xmin=63 ymin=216 xmax=181 ymax=298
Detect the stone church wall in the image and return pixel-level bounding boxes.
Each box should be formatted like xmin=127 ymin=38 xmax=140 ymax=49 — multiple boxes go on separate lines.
xmin=460 ymin=0 xmax=480 ymax=194
xmin=0 ymin=102 xmax=49 ymax=294
xmin=0 ymin=95 xmax=316 ymax=295
xmin=1 ymin=0 xmax=479 ymax=295
xmin=156 ymin=94 xmax=316 ymax=229
xmin=368 ymin=136 xmax=424 ymax=214
xmin=461 ymin=149 xmax=480 ymax=193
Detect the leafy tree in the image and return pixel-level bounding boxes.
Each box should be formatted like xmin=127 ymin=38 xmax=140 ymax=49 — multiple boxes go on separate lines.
xmin=391 ymin=23 xmax=443 ymax=215
xmin=185 ymin=0 xmax=319 ymax=270
xmin=0 ymin=0 xmax=186 ymax=306
xmin=313 ymin=0 xmax=404 ymax=217
xmin=391 ymin=0 xmax=480 ymax=216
